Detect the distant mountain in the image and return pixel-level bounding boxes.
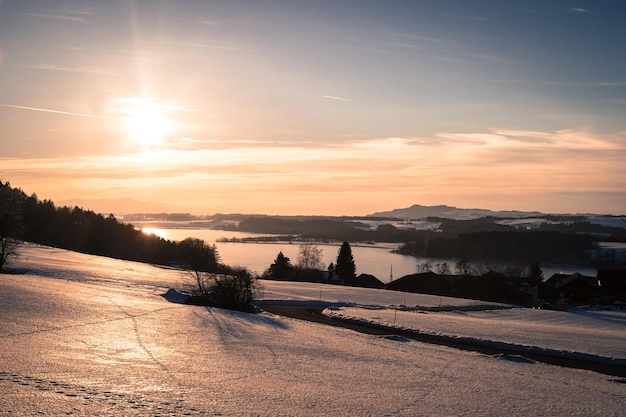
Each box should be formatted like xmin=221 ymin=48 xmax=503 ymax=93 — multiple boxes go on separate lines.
xmin=57 ymin=198 xmax=173 ymax=216
xmin=368 ymin=204 xmax=543 ymax=220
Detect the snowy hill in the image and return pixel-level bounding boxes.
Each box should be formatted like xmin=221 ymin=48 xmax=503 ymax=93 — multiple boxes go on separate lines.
xmin=1 ymin=243 xmax=625 ymax=416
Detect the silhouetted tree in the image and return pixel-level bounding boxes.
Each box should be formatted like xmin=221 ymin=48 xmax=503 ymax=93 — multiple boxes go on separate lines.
xmin=204 ymin=267 xmax=257 ymax=311
xmin=455 ymin=258 xmax=471 ymax=276
xmin=435 ymin=262 xmax=451 ymax=275
xmin=418 ymin=261 xmax=432 ymax=273
xmin=267 ymin=251 xmax=295 ymax=280
xmin=526 ymin=261 xmax=544 ymax=285
xmin=178 ymin=238 xmax=220 ymax=294
xmin=0 ymin=181 xmax=25 ymax=271
xmin=336 ymin=241 xmax=356 ymax=283
xmin=327 ymin=262 xmax=335 ymax=281
xmin=297 ymin=243 xmax=323 ymax=270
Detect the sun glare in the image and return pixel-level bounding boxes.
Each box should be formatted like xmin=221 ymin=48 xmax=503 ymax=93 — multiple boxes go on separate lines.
xmin=124 ymin=99 xmax=173 ymax=148
xmin=141 ymin=227 xmax=168 ymax=239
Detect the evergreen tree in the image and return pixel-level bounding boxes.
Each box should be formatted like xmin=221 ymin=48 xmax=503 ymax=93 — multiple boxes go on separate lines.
xmin=335 ymin=241 xmax=356 ymax=283
xmin=527 ymin=261 xmax=544 ymax=285
xmin=268 ymin=251 xmax=294 ymax=280
xmin=327 ymin=262 xmax=335 ymax=281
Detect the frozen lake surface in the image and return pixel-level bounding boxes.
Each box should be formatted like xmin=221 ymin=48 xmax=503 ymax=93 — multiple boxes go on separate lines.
xmin=1 ymin=243 xmax=624 ymax=416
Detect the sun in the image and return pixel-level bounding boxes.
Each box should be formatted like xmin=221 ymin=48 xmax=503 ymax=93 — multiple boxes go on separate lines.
xmin=124 ymin=99 xmax=172 ymax=148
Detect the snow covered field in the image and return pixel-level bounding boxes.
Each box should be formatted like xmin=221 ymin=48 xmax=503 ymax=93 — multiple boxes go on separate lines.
xmin=325 ymin=306 xmax=626 ymax=361
xmin=1 ymin=243 xmax=625 ymax=416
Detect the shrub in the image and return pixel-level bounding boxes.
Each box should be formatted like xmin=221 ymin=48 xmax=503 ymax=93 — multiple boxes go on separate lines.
xmin=190 ymin=267 xmax=257 ymax=311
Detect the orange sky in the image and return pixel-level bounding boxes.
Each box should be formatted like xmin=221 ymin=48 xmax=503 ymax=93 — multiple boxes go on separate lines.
xmin=1 ymin=2 xmax=625 ymax=215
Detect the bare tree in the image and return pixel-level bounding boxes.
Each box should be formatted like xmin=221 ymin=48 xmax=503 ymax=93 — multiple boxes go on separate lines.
xmin=0 ymin=181 xmax=24 ymax=272
xmin=0 ymin=237 xmax=20 ymax=271
xmin=435 ymin=262 xmax=451 ymax=275
xmin=455 ymin=259 xmax=471 ymax=276
xmin=177 ymin=237 xmax=220 ymax=294
xmin=472 ymin=261 xmax=527 ymax=277
xmin=417 ymin=261 xmax=432 ymax=273
xmin=189 ymin=267 xmax=258 ymax=311
xmin=297 ymin=243 xmax=323 ymax=270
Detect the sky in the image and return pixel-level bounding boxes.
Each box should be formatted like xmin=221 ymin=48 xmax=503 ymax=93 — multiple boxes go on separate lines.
xmin=1 ymin=0 xmax=625 ymax=216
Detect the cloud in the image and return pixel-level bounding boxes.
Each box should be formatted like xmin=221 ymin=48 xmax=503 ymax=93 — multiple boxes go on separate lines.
xmin=322 ymin=95 xmax=355 ymax=102
xmin=138 ymin=39 xmax=250 ymax=52
xmin=595 ymin=81 xmax=626 ymax=87
xmin=27 ymin=63 xmax=125 ymax=78
xmin=566 ymin=8 xmax=589 ymax=14
xmin=4 ymin=128 xmax=625 ymax=215
xmin=0 ymin=103 xmax=118 ymax=120
xmin=18 ymin=12 xmax=88 ymax=23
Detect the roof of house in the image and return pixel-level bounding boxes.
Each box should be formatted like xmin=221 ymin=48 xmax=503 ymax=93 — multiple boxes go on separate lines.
xmin=544 ymin=273 xmax=596 ymax=289
xmin=387 ymin=272 xmax=451 ymax=293
xmin=353 ymin=273 xmax=386 ymax=289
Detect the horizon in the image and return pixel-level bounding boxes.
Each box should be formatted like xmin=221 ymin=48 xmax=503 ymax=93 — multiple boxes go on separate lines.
xmin=33 ymin=194 xmax=626 ymax=219
xmin=1 ymin=1 xmax=626 ymax=216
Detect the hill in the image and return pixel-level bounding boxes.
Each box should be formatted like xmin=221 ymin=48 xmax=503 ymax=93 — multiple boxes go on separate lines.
xmin=369 ymin=204 xmax=543 ymax=220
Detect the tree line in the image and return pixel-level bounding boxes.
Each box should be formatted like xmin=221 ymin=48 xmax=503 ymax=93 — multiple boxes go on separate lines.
xmin=262 ymin=241 xmax=357 ymax=284
xmin=397 ymin=230 xmax=597 ymax=264
xmin=0 ymin=181 xmax=179 ymax=265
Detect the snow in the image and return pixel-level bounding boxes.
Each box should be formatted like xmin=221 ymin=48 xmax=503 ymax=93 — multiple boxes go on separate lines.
xmin=587 ymin=216 xmax=626 ymax=229
xmin=256 ymin=278 xmax=506 ymax=309
xmin=1 ymin=243 xmax=625 ymax=416
xmin=325 ymin=306 xmax=626 ymax=362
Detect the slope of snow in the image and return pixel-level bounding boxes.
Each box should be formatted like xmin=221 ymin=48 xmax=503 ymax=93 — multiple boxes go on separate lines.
xmin=325 ymin=306 xmax=626 ymax=361
xmin=1 ymin=243 xmax=625 ymax=416
xmin=256 ymin=278 xmax=507 ymax=309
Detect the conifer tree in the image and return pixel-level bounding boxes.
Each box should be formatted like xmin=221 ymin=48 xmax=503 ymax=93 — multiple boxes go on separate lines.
xmin=268 ymin=251 xmax=294 ymax=280
xmin=335 ymin=241 xmax=356 ymax=283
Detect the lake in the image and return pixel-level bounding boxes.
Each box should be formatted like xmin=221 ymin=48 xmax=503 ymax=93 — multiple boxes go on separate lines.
xmin=140 ymin=226 xmax=598 ymax=281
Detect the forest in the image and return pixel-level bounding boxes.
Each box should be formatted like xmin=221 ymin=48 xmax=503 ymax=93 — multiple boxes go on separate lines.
xmin=0 ymin=182 xmax=228 ymax=272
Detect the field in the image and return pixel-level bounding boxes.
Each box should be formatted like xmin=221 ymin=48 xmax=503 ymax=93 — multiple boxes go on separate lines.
xmin=1 ymin=243 xmax=624 ymax=416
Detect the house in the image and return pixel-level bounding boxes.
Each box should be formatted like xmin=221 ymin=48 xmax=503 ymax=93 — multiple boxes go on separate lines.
xmin=508 ymin=281 xmax=539 ymax=307
xmin=541 ymin=273 xmax=603 ymax=304
xmin=351 ymin=273 xmax=386 ymax=289
xmin=387 ymin=272 xmax=454 ymax=296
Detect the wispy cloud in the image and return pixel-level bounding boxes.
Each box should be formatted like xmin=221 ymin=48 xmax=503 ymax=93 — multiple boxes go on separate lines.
xmin=18 ymin=12 xmax=88 ymax=23
xmin=322 ymin=95 xmax=355 ymax=102
xmin=595 ymin=81 xmax=626 ymax=87
xmin=444 ymin=13 xmax=490 ymax=22
xmin=0 ymin=104 xmax=117 ymax=120
xmin=566 ymin=7 xmax=589 ymax=14
xmin=26 ymin=63 xmax=124 ymax=78
xmin=138 ymin=39 xmax=251 ymax=52
xmin=540 ymin=80 xmax=626 ymax=88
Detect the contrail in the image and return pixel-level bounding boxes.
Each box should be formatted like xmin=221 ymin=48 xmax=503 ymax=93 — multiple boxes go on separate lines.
xmin=322 ymin=95 xmax=354 ymax=102
xmin=0 ymin=103 xmax=119 ymax=120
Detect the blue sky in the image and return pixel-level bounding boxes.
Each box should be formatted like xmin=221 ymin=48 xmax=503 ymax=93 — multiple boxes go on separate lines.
xmin=1 ymin=0 xmax=625 ymax=215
